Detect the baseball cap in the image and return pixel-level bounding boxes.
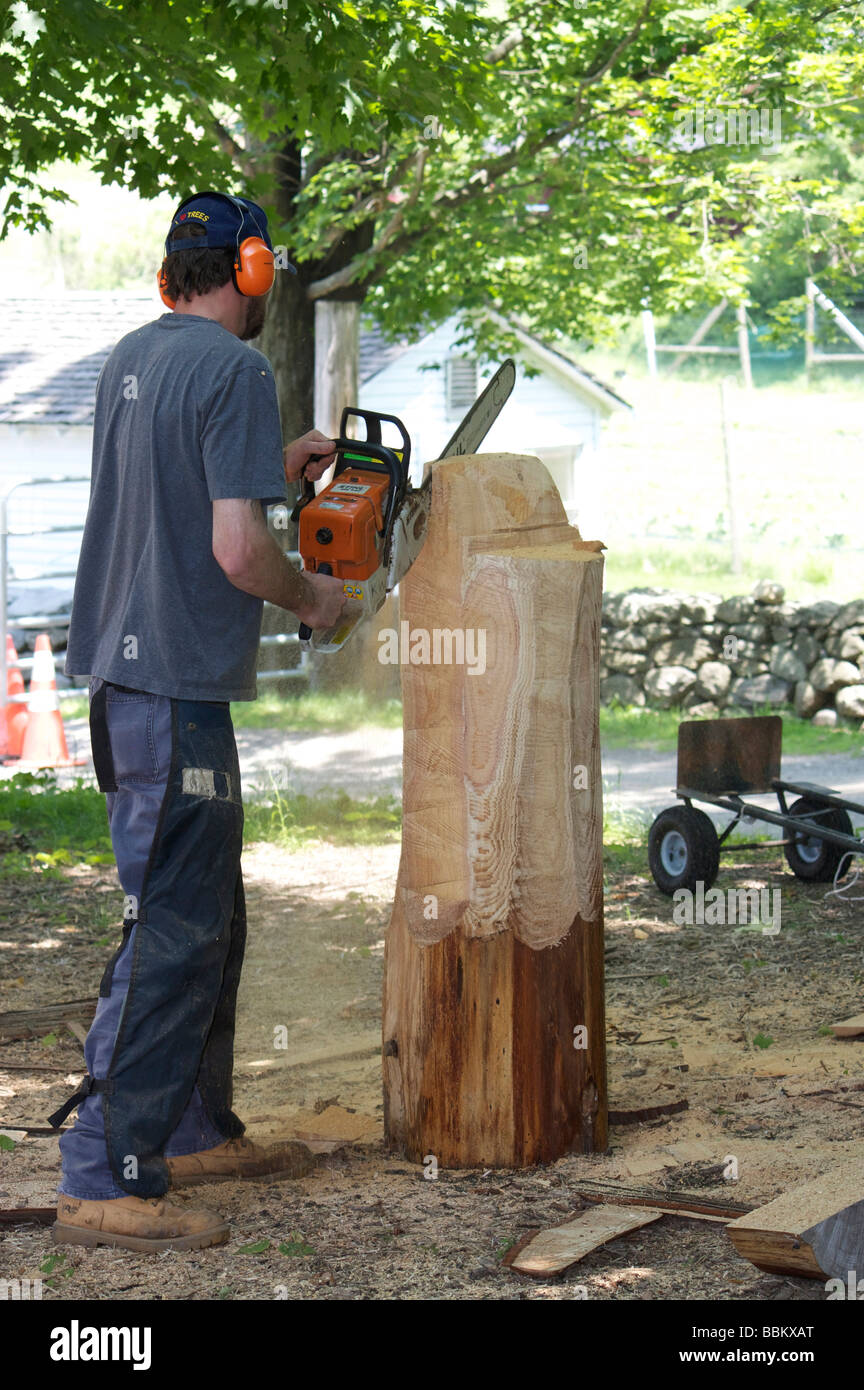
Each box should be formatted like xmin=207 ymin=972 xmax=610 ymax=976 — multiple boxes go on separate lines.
xmin=164 ymin=190 xmax=297 ymax=273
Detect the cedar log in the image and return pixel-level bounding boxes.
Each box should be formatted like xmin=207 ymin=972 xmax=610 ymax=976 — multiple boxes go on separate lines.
xmin=382 ymin=452 xmax=607 ymax=1167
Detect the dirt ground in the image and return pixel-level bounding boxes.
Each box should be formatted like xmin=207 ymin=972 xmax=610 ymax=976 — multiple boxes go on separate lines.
xmin=1 ymin=833 xmax=863 ymax=1302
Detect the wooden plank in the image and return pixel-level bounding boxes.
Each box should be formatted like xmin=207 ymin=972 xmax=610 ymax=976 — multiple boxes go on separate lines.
xmin=829 ymin=1014 xmax=864 ymax=1038
xmin=577 ymin=1183 xmax=751 ymax=1223
xmin=0 ymin=1207 xmax=56 ymax=1226
xmin=667 ymin=298 xmax=728 ymax=375
xmin=505 ymin=1205 xmax=663 ymax=1277
xmin=727 ymin=1162 xmax=864 ymax=1279
xmin=0 ymin=998 xmax=97 ymax=1042
xmin=609 ymin=1099 xmax=688 ymax=1125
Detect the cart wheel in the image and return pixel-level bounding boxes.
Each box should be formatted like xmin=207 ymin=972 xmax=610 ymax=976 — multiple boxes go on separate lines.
xmin=648 ymin=805 xmax=720 ymax=896
xmin=783 ymin=797 xmax=855 ymax=882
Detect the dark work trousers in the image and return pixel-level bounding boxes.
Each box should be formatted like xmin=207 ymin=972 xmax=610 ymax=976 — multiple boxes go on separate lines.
xmin=56 ymin=678 xmax=247 ymax=1199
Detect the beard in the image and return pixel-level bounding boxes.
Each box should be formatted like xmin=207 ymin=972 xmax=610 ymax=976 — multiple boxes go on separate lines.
xmin=240 ymin=294 xmax=268 ymax=341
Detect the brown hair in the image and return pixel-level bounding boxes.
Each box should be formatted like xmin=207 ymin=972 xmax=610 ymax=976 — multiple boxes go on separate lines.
xmin=161 ymin=221 xmax=235 ymax=302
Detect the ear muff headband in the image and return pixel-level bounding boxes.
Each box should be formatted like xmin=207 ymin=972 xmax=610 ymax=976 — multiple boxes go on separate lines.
xmin=157 ymin=191 xmax=275 ymax=307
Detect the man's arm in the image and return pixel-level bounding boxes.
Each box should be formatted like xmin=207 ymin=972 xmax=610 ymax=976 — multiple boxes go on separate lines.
xmin=212 ymin=498 xmax=349 ymax=630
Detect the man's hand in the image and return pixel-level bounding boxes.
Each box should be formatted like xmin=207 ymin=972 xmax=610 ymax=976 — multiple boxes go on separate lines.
xmin=293 ymin=571 xmax=358 ymax=631
xmin=283 ymin=429 xmax=337 ymax=485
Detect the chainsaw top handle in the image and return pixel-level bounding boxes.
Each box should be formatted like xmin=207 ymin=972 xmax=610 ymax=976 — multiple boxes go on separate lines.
xmin=337 ymin=406 xmax=411 ymax=470
xmin=293 ymin=407 xmax=412 ymax=544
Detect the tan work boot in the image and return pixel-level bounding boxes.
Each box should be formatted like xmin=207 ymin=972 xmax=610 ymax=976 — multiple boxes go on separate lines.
xmin=167 ymin=1135 xmax=315 ymax=1187
xmin=53 ymin=1193 xmax=229 ymax=1252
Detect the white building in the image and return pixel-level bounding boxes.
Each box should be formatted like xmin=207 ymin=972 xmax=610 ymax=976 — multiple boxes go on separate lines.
xmin=0 ymin=292 xmax=630 ymax=611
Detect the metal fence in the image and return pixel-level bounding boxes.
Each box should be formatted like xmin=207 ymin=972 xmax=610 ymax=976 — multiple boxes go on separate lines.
xmin=0 ymin=475 xmax=90 ymax=711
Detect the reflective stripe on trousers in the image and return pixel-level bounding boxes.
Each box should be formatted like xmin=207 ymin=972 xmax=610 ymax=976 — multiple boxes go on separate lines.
xmin=58 ymin=678 xmax=246 ymax=1199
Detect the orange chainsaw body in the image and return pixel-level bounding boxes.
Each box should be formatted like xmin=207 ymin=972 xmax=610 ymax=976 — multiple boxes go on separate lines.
xmin=298 ymin=461 xmax=396 ymax=582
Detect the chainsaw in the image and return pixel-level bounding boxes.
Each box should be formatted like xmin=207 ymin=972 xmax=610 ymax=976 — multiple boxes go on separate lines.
xmin=292 ymin=358 xmax=516 ymax=654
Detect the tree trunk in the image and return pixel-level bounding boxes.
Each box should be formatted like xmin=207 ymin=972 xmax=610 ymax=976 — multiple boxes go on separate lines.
xmin=382 ymin=452 xmax=607 ymax=1168
xmin=259 ymin=259 xmax=317 ymax=443
xmin=253 ymin=135 xmax=378 ymax=689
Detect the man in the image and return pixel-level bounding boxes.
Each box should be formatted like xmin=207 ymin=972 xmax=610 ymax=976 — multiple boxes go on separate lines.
xmin=53 ymin=190 xmax=349 ymax=1252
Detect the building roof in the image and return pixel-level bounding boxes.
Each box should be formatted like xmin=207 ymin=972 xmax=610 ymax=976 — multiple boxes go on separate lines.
xmin=0 ymin=292 xmax=629 ymax=425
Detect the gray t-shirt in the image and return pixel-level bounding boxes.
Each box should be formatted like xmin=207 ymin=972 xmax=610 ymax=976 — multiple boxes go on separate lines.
xmin=65 ymin=313 xmax=288 ymax=701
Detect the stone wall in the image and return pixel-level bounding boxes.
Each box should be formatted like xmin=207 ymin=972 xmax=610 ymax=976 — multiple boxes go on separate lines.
xmin=601 ymin=581 xmax=864 ymax=726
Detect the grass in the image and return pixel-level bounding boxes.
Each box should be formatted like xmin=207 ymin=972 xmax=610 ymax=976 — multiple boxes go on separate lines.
xmin=59 ymin=688 xmax=403 ymax=733
xmin=244 ymin=785 xmax=401 ymax=849
xmin=0 ymin=768 xmax=664 ymax=871
xmin=0 ymin=772 xmax=113 ymax=876
xmin=599 ymin=702 xmax=864 ymax=756
xmin=603 ymin=542 xmax=844 ymax=600
xmin=566 ymin=346 xmax=864 ymax=603
xmin=4 ymin=698 xmax=858 ymax=875
xmin=230 ymin=689 xmax=403 ymax=731
xmin=0 ymin=769 xmax=403 ymax=872
xmin=59 ymin=688 xmax=864 ymax=756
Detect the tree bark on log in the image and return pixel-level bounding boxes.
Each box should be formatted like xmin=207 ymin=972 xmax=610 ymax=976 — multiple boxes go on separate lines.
xmin=382 ymin=452 xmax=607 ymax=1168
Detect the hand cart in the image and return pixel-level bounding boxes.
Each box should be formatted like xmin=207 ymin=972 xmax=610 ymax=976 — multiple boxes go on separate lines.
xmin=648 ymin=715 xmax=864 ymax=895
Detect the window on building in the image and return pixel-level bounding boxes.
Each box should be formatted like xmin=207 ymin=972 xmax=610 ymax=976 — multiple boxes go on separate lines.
xmin=445 ymin=355 xmax=478 ymax=418
xmin=530 ymin=444 xmax=582 ymax=511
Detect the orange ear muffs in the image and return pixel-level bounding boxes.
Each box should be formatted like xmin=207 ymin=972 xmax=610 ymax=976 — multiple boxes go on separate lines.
xmin=157 ymin=261 xmax=176 ymax=309
xmin=233 ymin=236 xmax=275 ymax=297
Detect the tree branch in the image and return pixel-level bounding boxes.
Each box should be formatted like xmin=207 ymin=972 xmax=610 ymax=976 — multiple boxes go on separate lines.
xmin=484 ymin=29 xmax=523 ymax=63
xmin=422 ymin=3 xmax=655 ymax=224
xmin=308 ymin=145 xmax=431 ymax=259
xmin=307 ymin=146 xmax=428 ymax=299
xmin=577 ymin=0 xmax=655 ymax=95
xmin=196 ymin=106 xmax=257 ymax=182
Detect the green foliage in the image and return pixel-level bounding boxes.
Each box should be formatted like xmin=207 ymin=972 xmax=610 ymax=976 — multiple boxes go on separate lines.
xmin=0 ymin=766 xmax=402 ymax=866
xmin=4 ymin=0 xmax=864 ymax=360
xmin=230 ymin=689 xmax=403 ymax=731
xmin=279 ymin=1234 xmax=315 ymax=1256
xmin=598 ymin=703 xmax=864 ymax=758
xmin=39 ymin=1251 xmax=74 ymax=1287
xmin=0 ymin=771 xmax=110 ymax=851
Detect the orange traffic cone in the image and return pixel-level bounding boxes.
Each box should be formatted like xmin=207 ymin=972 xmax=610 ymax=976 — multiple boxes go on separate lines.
xmin=3 ymin=635 xmax=29 ymax=759
xmin=17 ymin=634 xmax=86 ymax=769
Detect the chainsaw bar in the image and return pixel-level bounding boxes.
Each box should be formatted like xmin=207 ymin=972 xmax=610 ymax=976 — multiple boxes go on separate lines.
xmin=386 ymin=357 xmax=516 ymax=591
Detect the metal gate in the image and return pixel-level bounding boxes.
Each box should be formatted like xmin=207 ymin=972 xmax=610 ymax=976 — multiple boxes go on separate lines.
xmin=1 ymin=480 xmax=307 ymax=723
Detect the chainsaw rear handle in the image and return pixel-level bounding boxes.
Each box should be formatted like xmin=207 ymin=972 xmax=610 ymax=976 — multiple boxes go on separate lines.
xmin=298 ymin=563 xmax=333 ymax=645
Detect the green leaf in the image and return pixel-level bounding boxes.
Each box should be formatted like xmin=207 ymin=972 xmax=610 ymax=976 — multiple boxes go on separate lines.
xmin=236 ymin=1239 xmax=271 ymax=1254
xmin=279 ymin=1235 xmax=315 ymax=1256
